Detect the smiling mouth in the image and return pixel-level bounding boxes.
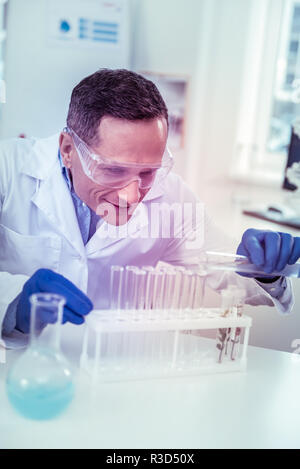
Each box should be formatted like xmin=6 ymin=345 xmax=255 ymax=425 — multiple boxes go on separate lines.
xmin=109 ymin=202 xmax=129 ymax=210
xmin=105 ymin=199 xmax=138 ymax=210
xmin=95 ymin=199 xmax=139 ymax=223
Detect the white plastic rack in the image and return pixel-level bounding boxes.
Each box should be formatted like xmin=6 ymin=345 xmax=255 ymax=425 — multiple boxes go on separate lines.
xmin=80 ymin=307 xmax=252 ymax=383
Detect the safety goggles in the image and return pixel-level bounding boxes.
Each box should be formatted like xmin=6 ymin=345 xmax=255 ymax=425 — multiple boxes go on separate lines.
xmin=65 ymin=127 xmax=174 ymax=189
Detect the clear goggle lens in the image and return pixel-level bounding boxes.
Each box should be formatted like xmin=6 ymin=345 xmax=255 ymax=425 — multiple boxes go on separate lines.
xmin=66 ymin=127 xmax=174 ymax=189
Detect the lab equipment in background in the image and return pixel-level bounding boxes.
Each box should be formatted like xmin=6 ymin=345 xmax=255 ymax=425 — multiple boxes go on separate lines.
xmin=283 ymin=126 xmax=300 ymax=191
xmin=80 ymin=265 xmax=251 ymax=384
xmin=200 ymin=251 xmax=300 ymax=278
xmin=285 ymin=161 xmax=300 ymax=215
xmin=243 ymin=126 xmax=300 ymax=229
xmin=6 ymin=293 xmax=75 ymax=420
xmin=286 ymin=161 xmax=300 ymax=193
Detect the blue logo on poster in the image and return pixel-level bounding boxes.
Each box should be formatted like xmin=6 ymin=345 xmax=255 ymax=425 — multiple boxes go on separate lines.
xmin=60 ymin=19 xmax=71 ymax=33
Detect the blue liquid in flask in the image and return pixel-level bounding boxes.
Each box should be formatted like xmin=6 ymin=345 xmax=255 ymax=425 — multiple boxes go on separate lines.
xmin=7 ymin=379 xmax=74 ymax=420
xmin=6 ymin=293 xmax=75 ymax=420
xmin=6 ymin=346 xmax=75 ymax=420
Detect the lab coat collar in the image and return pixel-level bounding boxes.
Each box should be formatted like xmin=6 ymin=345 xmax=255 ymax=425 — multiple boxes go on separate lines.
xmin=23 ymin=133 xmax=85 ymax=256
xmin=30 ymin=161 xmax=85 ymax=257
xmin=20 ymin=133 xmax=61 ymax=179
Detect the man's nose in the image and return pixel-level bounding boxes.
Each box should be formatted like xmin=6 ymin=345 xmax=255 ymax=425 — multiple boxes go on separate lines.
xmin=117 ymin=180 xmax=141 ymax=206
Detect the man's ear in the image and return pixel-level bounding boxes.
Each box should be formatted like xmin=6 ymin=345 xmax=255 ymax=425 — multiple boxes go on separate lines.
xmin=59 ymin=132 xmax=73 ymax=168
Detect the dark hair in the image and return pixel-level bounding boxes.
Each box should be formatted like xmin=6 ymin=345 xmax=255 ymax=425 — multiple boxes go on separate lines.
xmin=66 ymin=68 xmax=168 ymax=145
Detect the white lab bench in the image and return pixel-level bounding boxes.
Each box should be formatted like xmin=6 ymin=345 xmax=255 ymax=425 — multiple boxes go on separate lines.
xmin=1 ymin=180 xmax=300 ymax=449
xmin=1 ymin=321 xmax=300 ymax=449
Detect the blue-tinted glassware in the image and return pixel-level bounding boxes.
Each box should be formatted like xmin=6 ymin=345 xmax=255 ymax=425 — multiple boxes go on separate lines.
xmin=6 ymin=293 xmax=75 ymax=420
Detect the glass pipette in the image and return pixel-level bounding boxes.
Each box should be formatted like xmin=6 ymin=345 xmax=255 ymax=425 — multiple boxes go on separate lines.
xmin=201 ymin=251 xmax=300 ymax=278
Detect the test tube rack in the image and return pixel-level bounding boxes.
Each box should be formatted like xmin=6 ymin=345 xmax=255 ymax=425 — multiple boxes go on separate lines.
xmin=80 ymin=265 xmax=251 ymax=383
xmin=80 ymin=307 xmax=252 ymax=384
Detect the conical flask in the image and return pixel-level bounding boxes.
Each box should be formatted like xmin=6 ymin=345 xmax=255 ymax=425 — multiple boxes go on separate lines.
xmin=6 ymin=293 xmax=75 ymax=420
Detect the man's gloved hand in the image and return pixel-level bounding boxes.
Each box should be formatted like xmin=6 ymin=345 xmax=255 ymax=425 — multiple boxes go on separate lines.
xmin=237 ymin=228 xmax=300 ymax=278
xmin=16 ymin=269 xmax=93 ymax=334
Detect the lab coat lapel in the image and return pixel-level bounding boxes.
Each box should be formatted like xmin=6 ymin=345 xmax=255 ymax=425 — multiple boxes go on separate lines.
xmin=24 ymin=134 xmax=85 ymax=257
xmin=31 ymin=165 xmax=85 ymax=256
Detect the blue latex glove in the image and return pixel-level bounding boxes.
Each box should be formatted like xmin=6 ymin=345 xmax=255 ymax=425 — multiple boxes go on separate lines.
xmin=237 ymin=228 xmax=300 ymax=277
xmin=16 ymin=269 xmax=93 ymax=334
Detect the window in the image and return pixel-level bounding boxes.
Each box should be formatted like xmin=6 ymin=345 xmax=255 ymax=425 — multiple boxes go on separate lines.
xmin=231 ymin=0 xmax=300 ymax=185
xmin=268 ymin=1 xmax=300 ymax=154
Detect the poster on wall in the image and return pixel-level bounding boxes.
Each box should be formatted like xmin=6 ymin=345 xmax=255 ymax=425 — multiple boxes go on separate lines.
xmin=46 ymin=0 xmax=129 ymax=54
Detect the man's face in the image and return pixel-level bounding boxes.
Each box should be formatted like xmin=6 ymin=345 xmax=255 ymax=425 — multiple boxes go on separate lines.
xmin=59 ymin=116 xmax=168 ymax=225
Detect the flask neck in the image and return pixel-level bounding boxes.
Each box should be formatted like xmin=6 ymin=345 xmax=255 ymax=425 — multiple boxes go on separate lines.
xmin=29 ymin=294 xmax=65 ymax=351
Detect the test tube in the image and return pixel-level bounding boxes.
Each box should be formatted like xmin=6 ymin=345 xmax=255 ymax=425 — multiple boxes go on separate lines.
xmin=124 ymin=266 xmax=138 ymax=310
xmin=150 ymin=269 xmax=165 ymax=318
xmin=162 ymin=268 xmax=177 ymax=317
xmin=172 ymin=267 xmax=186 ymax=312
xmin=230 ymin=288 xmax=246 ymax=360
xmin=220 ymin=288 xmax=234 ymax=317
xmin=221 ymin=286 xmax=243 ymax=357
xmin=142 ymin=266 xmax=155 ymax=312
xmin=110 ymin=266 xmax=124 ymax=313
xmin=216 ymin=328 xmax=230 ymax=364
xmin=138 ymin=269 xmax=147 ymax=310
xmin=233 ymin=288 xmax=246 ymax=316
xmin=178 ymin=270 xmax=193 ymax=314
xmin=216 ymin=288 xmax=235 ymax=363
xmin=173 ymin=269 xmax=191 ymax=363
xmin=192 ymin=271 xmax=207 ymax=311
xmin=150 ymin=267 xmax=169 ymax=361
xmin=156 ymin=269 xmax=166 ymax=310
xmin=132 ymin=268 xmax=147 ymax=319
xmin=185 ymin=270 xmax=196 ymax=311
xmin=181 ymin=272 xmax=199 ymax=359
xmin=203 ymin=250 xmax=300 ymax=278
xmin=108 ymin=266 xmax=123 ymax=369
xmin=123 ymin=266 xmax=139 ymax=367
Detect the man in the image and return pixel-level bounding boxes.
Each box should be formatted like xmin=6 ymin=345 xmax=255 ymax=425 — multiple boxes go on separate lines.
xmin=0 ymin=69 xmax=299 ymax=347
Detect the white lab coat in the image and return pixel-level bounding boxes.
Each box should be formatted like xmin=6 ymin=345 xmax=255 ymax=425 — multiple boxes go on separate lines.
xmin=0 ymin=134 xmax=293 ymax=347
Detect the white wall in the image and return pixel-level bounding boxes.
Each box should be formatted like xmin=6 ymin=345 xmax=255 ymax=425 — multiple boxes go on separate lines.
xmin=130 ymin=0 xmax=202 ymax=75
xmin=0 ymin=0 xmax=130 ymax=138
